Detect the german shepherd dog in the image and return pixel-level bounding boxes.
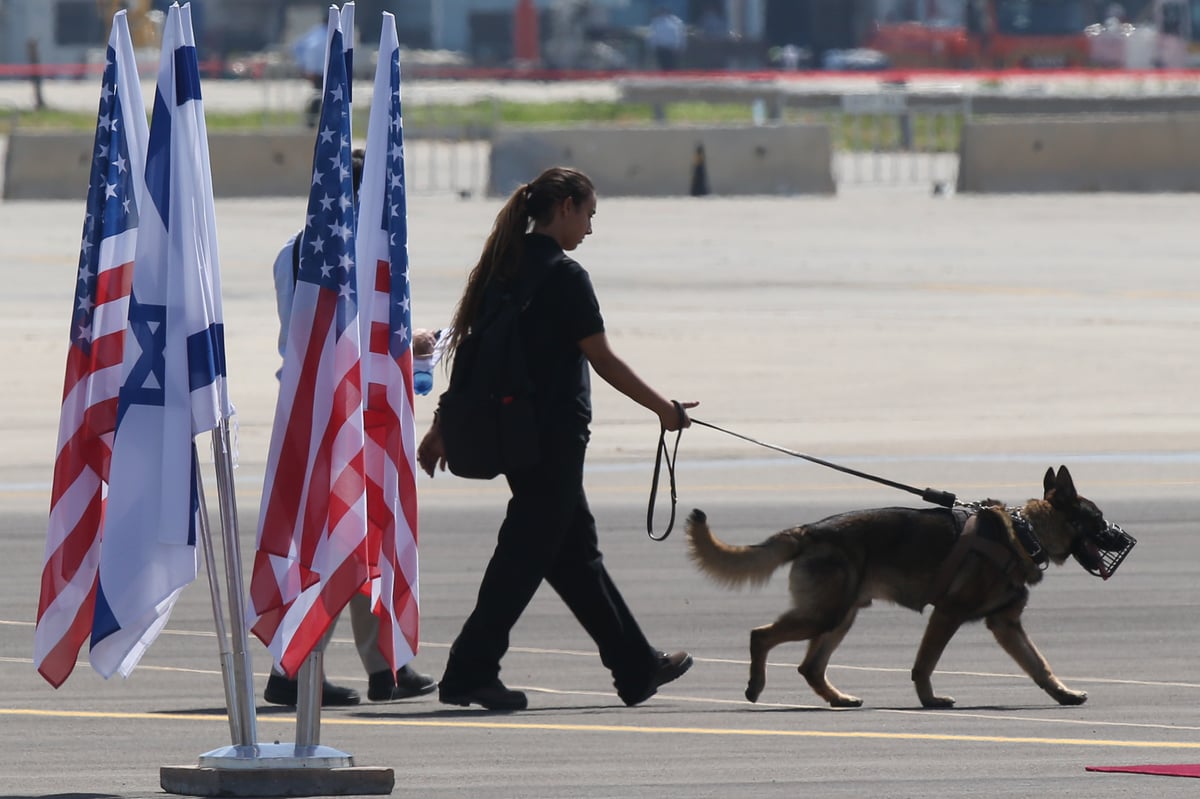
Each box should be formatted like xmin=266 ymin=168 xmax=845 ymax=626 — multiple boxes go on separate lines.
xmin=686 ymin=466 xmax=1132 ymax=709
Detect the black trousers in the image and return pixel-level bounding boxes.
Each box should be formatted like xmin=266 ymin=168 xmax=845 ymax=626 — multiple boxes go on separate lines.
xmin=440 ymin=433 xmax=659 ymax=701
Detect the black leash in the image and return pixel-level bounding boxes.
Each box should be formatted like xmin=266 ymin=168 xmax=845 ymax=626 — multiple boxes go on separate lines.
xmin=646 ymin=403 xmax=685 ymax=541
xmin=646 ymin=414 xmax=958 ymax=542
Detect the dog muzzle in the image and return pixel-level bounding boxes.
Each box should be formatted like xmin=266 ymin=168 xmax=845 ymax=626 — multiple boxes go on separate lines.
xmin=1071 ymin=521 xmax=1136 ymax=580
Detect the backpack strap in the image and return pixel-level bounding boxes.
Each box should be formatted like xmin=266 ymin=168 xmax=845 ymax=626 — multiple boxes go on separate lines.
xmin=291 ymin=233 xmax=302 ymax=285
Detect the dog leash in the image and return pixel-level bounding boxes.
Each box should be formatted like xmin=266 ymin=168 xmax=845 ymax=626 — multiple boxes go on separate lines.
xmin=646 ymin=402 xmax=686 ymax=541
xmin=646 ymin=415 xmax=958 ymax=542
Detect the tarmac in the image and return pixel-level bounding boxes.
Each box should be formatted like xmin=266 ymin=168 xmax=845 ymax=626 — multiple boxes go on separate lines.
xmin=1 ymin=188 xmax=1198 ymax=797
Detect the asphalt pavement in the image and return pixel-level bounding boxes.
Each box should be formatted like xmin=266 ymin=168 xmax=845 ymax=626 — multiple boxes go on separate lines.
xmin=1 ymin=190 xmax=1197 ymax=797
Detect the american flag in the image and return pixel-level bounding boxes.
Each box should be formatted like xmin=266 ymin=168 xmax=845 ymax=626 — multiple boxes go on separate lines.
xmin=355 ymin=12 xmax=420 ymax=672
xmin=34 ymin=12 xmax=147 ymax=688
xmin=249 ymin=9 xmax=370 ymax=677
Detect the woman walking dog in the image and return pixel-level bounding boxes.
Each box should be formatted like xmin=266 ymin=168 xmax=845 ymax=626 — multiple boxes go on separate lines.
xmin=417 ymin=167 xmax=697 ymax=710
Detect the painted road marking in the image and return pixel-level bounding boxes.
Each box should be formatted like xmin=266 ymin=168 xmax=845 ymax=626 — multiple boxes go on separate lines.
xmin=1 ymin=707 xmax=1198 ymax=750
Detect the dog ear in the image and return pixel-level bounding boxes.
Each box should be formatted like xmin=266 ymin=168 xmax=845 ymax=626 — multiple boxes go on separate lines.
xmin=1043 ymin=467 xmax=1056 ymax=498
xmin=1054 ymin=465 xmax=1078 ymax=504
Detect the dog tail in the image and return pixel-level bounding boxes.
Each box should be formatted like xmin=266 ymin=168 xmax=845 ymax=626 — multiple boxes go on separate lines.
xmin=685 ymin=509 xmax=802 ymax=589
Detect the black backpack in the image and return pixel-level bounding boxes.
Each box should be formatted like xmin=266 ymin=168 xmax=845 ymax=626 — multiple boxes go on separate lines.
xmin=435 ymin=259 xmax=559 ymax=479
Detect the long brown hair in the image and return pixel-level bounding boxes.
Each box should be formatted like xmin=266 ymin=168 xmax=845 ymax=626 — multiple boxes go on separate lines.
xmin=444 ymin=167 xmax=594 ymax=363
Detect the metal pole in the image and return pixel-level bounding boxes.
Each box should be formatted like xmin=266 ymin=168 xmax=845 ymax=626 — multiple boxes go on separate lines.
xmin=296 ymin=650 xmax=323 ymax=747
xmin=192 ymin=445 xmax=241 ymax=745
xmin=210 ymin=420 xmax=257 ymax=747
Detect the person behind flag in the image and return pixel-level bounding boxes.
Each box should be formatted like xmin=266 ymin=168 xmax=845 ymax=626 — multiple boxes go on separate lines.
xmin=263 ymin=147 xmax=437 ymax=706
xmin=417 ymin=166 xmax=698 ymax=711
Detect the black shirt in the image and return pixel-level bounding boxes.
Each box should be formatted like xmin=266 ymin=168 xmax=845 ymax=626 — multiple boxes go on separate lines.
xmin=516 ymin=233 xmax=604 ymax=434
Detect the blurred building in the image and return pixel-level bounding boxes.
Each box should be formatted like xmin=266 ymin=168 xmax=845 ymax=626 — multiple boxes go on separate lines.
xmin=0 ymin=0 xmax=877 ymax=72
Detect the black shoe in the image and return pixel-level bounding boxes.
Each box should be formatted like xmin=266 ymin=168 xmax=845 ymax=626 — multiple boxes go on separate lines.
xmin=263 ymin=673 xmax=360 ymax=707
xmin=622 ymin=650 xmax=694 ymax=707
xmin=439 ymin=678 xmax=527 ymax=711
xmin=368 ymin=665 xmax=438 ymax=701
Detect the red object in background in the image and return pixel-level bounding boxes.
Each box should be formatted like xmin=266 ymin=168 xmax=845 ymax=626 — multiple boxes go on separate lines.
xmin=513 ymin=0 xmax=540 ymax=66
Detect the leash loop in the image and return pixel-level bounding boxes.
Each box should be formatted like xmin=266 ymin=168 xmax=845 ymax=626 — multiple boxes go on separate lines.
xmin=646 ymin=401 xmax=684 ymax=541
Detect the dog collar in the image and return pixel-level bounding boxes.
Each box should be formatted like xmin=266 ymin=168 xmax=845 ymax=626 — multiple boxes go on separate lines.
xmin=1007 ymin=507 xmax=1048 ymax=569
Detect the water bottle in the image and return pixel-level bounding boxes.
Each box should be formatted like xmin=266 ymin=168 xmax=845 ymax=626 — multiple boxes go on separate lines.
xmin=413 ymin=354 xmax=434 ymax=396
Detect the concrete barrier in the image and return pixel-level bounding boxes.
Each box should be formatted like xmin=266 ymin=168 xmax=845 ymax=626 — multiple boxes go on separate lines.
xmin=4 ymin=130 xmax=317 ymax=199
xmin=957 ymin=114 xmax=1200 ymax=193
xmin=488 ymin=125 xmax=835 ymax=198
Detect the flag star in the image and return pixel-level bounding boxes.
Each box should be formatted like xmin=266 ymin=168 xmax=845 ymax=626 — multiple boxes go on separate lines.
xmin=389 ymin=142 xmax=404 ymax=161
xmin=321 ymin=262 xmax=334 ymax=278
xmin=394 ymin=323 xmax=410 ymax=342
xmin=111 ymin=117 xmax=119 ymax=132
xmin=330 ymin=85 xmax=343 ymax=103
xmin=95 ymin=143 xmax=109 ymax=161
xmin=338 ymin=253 xmax=353 ymax=271
xmin=105 ymin=182 xmax=118 ymax=199
xmin=101 ymin=84 xmax=113 ymax=101
xmin=328 ymin=154 xmax=342 ymax=171
xmin=309 ymin=236 xmax=325 ymax=254
xmin=306 ymin=213 xmax=314 ymax=228
xmin=77 ymin=294 xmax=95 ymax=313
xmin=98 ymin=113 xmax=111 ymax=130
xmin=76 ymin=321 xmax=92 ymax=342
xmin=338 ymin=164 xmax=350 ymax=182
xmin=78 ymin=264 xmax=93 ymax=284
xmin=319 ymin=193 xmax=335 ymax=210
xmin=399 ymin=296 xmax=411 ymax=313
xmin=123 ymin=196 xmax=132 ymax=214
xmin=338 ymin=193 xmax=352 ymax=211
xmin=81 ymin=238 xmax=93 ymax=256
xmin=113 ymin=153 xmax=127 ymax=173
xmin=389 ymin=173 xmax=403 ymax=190
xmin=312 ymin=168 xmax=324 ymax=185
xmin=319 ymin=126 xmax=335 ymax=143
xmin=338 ymin=282 xmax=354 ymax=300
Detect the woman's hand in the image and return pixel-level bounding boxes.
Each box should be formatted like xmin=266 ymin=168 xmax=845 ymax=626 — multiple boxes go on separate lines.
xmin=417 ymin=422 xmax=447 ymax=477
xmin=659 ymin=400 xmax=699 ymax=431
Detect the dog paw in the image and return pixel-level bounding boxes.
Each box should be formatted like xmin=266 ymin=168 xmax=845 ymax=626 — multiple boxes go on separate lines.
xmin=830 ymin=695 xmax=863 ymax=708
xmin=687 ymin=508 xmax=707 ymax=524
xmin=744 ymin=683 xmax=762 ymax=703
xmin=1055 ymin=689 xmax=1088 ymax=706
xmin=920 ymin=695 xmax=956 ymax=709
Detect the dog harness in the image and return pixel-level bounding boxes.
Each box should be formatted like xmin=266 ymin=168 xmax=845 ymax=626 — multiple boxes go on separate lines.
xmin=924 ymin=505 xmax=1044 ymax=607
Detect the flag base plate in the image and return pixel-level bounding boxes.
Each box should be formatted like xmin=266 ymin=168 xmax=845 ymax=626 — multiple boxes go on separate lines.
xmin=162 ymin=745 xmax=394 ymax=797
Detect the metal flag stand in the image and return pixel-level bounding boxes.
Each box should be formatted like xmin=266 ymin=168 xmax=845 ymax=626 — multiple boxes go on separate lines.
xmin=157 ymin=3 xmax=393 ymax=794
xmin=160 ymin=422 xmax=393 ymax=797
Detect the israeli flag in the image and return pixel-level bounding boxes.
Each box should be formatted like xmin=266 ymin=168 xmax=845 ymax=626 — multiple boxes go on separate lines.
xmin=90 ymin=2 xmax=229 ymax=678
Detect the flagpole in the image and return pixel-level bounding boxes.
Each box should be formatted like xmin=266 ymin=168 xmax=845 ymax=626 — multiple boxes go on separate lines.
xmin=211 ymin=419 xmax=257 ymax=747
xmin=295 ymin=651 xmax=323 ymax=747
xmin=192 ymin=445 xmax=242 ymax=745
